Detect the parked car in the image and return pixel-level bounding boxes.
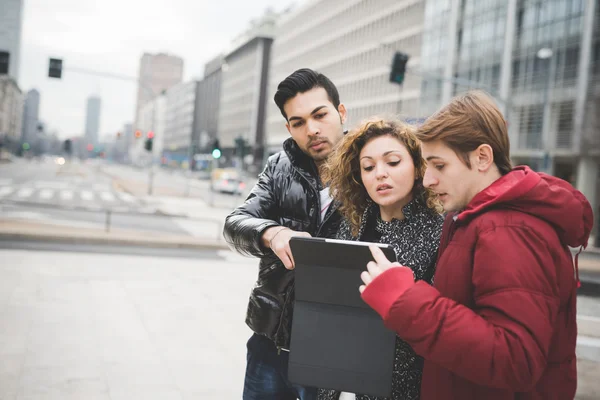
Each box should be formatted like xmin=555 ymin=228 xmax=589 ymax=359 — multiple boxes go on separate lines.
xmin=211 ymin=168 xmax=246 ymax=194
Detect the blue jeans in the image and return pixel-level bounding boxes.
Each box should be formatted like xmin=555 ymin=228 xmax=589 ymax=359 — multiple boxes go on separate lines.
xmin=243 ymin=333 xmax=317 ymax=400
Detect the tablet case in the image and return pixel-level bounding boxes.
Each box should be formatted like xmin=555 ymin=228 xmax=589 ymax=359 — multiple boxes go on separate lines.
xmin=288 ymin=237 xmax=398 ymax=397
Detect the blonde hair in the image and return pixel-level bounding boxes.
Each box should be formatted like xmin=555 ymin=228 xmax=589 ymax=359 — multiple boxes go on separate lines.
xmin=324 ymin=118 xmax=442 ymax=236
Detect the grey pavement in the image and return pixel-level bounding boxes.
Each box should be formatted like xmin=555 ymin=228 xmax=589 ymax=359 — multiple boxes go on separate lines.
xmin=0 ymin=246 xmax=256 ymax=400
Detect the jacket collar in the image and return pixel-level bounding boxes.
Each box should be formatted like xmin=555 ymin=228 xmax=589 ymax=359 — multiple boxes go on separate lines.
xmin=283 ymin=138 xmax=320 ymax=187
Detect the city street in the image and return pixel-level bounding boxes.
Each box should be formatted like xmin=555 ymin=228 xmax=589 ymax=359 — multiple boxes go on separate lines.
xmin=0 ymin=159 xmax=235 ymax=239
xmin=0 ymin=240 xmax=597 ymax=400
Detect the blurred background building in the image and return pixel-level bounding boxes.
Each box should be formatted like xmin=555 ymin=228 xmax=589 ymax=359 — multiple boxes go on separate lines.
xmin=162 ymin=81 xmax=199 ymax=168
xmin=419 ymin=0 xmax=599 ymax=232
xmin=265 ymin=0 xmax=426 ymax=155
xmin=21 ymin=88 xmax=40 ymax=146
xmin=133 ymin=52 xmax=184 ymax=147
xmin=84 ymin=95 xmax=101 ymax=147
xmin=193 ymin=55 xmax=224 ymax=156
xmin=0 ymin=0 xmax=23 ymax=83
xmin=217 ymin=10 xmax=277 ymax=171
xmin=0 ymin=76 xmax=22 ymax=153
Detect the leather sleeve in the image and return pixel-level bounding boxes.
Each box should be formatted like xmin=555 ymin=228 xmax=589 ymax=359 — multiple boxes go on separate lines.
xmin=223 ymin=157 xmax=281 ymax=257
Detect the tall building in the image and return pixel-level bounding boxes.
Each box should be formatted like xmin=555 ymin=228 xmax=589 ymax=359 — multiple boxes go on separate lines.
xmin=419 ymin=0 xmax=599 ymax=235
xmin=84 ymin=96 xmax=101 ymax=147
xmin=21 ymin=89 xmax=40 ymax=144
xmin=0 ymin=76 xmax=22 ymax=153
xmin=162 ymin=81 xmax=199 ymax=167
xmin=194 ymin=54 xmax=224 ymax=154
xmin=217 ymin=10 xmax=277 ymax=169
xmin=133 ymin=53 xmax=184 ymax=138
xmin=265 ymin=1 xmax=426 ymax=155
xmin=0 ymin=0 xmax=23 ymax=83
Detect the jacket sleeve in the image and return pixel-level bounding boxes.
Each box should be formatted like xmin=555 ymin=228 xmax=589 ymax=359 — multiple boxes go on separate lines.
xmin=223 ymin=157 xmax=281 ymax=257
xmin=379 ymin=226 xmax=561 ymax=391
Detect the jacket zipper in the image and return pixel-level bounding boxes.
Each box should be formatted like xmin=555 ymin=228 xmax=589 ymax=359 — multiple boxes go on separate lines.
xmin=275 ymin=282 xmax=294 ymax=354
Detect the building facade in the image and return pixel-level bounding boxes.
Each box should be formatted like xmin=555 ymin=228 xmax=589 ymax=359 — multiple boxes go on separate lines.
xmin=21 ymin=89 xmax=39 ymax=145
xmin=265 ymin=0 xmax=426 ymax=154
xmin=419 ymin=0 xmax=599 ymax=235
xmin=217 ymin=11 xmax=276 ymax=169
xmin=0 ymin=76 xmax=22 ymax=153
xmin=194 ymin=54 xmax=224 ymax=154
xmin=0 ymin=0 xmax=23 ymax=83
xmin=84 ymin=96 xmax=101 ymax=147
xmin=163 ymin=81 xmax=199 ymax=167
xmin=133 ymin=53 xmax=184 ymax=143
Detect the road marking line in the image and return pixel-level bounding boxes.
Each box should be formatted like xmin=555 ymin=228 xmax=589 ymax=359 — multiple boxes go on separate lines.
xmin=577 ymin=335 xmax=600 ymax=347
xmin=39 ymin=189 xmax=54 ymax=200
xmin=60 ymin=190 xmax=74 ymax=201
xmin=80 ymin=190 xmax=94 ymax=201
xmin=34 ymin=181 xmax=68 ymax=189
xmin=100 ymin=192 xmax=116 ymax=202
xmin=579 ymin=315 xmax=600 ymax=323
xmin=16 ymin=188 xmax=34 ymax=198
xmin=117 ymin=192 xmax=136 ymax=203
xmin=0 ymin=187 xmax=14 ymax=197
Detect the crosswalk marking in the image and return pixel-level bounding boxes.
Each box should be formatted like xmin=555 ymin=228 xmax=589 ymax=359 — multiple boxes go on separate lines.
xmin=17 ymin=188 xmax=34 ymax=198
xmin=80 ymin=190 xmax=94 ymax=201
xmin=0 ymin=187 xmax=14 ymax=197
xmin=39 ymin=189 xmax=54 ymax=200
xmin=60 ymin=190 xmax=74 ymax=201
xmin=118 ymin=192 xmax=135 ymax=203
xmin=100 ymin=192 xmax=116 ymax=202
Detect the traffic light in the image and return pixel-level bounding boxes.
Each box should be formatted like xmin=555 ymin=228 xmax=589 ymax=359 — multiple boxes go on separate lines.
xmin=135 ymin=130 xmax=142 ymax=139
xmin=63 ymin=139 xmax=72 ymax=154
xmin=389 ymin=51 xmax=410 ymax=85
xmin=147 ymin=131 xmax=155 ymax=139
xmin=48 ymin=58 xmax=63 ymax=79
xmin=0 ymin=51 xmax=9 ymax=75
xmin=211 ymin=139 xmax=221 ymax=159
xmin=234 ymin=136 xmax=248 ymax=157
xmin=144 ymin=138 xmax=153 ymax=152
xmin=86 ymin=144 xmax=94 ymax=151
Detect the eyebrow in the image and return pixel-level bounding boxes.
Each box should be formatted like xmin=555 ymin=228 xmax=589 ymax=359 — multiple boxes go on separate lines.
xmin=288 ymin=105 xmax=328 ymax=122
xmin=360 ymin=150 xmax=403 ymax=160
xmin=426 ymin=156 xmax=445 ymax=162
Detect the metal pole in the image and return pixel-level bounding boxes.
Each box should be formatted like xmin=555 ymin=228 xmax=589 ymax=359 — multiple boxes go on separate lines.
xmin=148 ymin=164 xmax=154 ymax=196
xmin=105 ymin=210 xmax=111 ymax=233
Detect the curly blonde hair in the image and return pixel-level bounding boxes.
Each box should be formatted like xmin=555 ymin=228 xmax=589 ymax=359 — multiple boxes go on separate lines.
xmin=323 ymin=117 xmax=442 ymax=236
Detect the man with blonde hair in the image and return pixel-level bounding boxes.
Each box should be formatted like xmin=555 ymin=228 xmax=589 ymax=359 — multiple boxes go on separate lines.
xmin=358 ymin=90 xmax=594 ymax=399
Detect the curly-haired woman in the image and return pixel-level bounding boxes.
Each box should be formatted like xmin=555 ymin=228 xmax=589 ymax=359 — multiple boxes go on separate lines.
xmin=317 ymin=118 xmax=444 ymax=400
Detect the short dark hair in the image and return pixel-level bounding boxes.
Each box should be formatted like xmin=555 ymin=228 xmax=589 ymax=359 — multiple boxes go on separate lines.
xmin=274 ymin=68 xmax=341 ymax=120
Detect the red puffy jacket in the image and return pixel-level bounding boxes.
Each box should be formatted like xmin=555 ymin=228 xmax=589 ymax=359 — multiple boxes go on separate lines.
xmin=364 ymin=166 xmax=593 ymax=399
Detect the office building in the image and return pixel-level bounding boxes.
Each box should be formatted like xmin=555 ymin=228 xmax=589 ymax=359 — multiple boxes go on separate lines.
xmin=84 ymin=96 xmax=101 ymax=147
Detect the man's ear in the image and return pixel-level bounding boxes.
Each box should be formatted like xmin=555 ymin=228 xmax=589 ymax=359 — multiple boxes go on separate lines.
xmin=338 ymin=103 xmax=347 ymax=125
xmin=285 ymin=122 xmax=291 ymax=135
xmin=474 ymin=144 xmax=495 ymax=172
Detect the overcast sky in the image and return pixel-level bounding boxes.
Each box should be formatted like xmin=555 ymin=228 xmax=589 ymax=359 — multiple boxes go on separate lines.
xmin=19 ymin=0 xmax=296 ymax=140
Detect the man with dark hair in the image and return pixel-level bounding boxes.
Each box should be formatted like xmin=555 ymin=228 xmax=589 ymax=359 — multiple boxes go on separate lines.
xmin=224 ymin=68 xmax=347 ymax=399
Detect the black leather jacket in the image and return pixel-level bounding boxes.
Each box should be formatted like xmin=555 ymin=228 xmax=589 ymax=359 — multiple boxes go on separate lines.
xmin=223 ymin=138 xmax=342 ymax=348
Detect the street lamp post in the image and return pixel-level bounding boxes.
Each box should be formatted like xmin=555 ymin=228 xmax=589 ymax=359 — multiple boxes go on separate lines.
xmin=537 ymin=47 xmax=554 ymax=175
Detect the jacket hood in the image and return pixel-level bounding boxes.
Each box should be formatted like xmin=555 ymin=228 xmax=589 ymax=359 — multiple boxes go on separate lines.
xmin=458 ymin=166 xmax=593 ymax=248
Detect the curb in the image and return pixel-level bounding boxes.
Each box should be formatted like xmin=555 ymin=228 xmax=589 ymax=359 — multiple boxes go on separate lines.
xmin=0 ymin=230 xmax=230 ymax=250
